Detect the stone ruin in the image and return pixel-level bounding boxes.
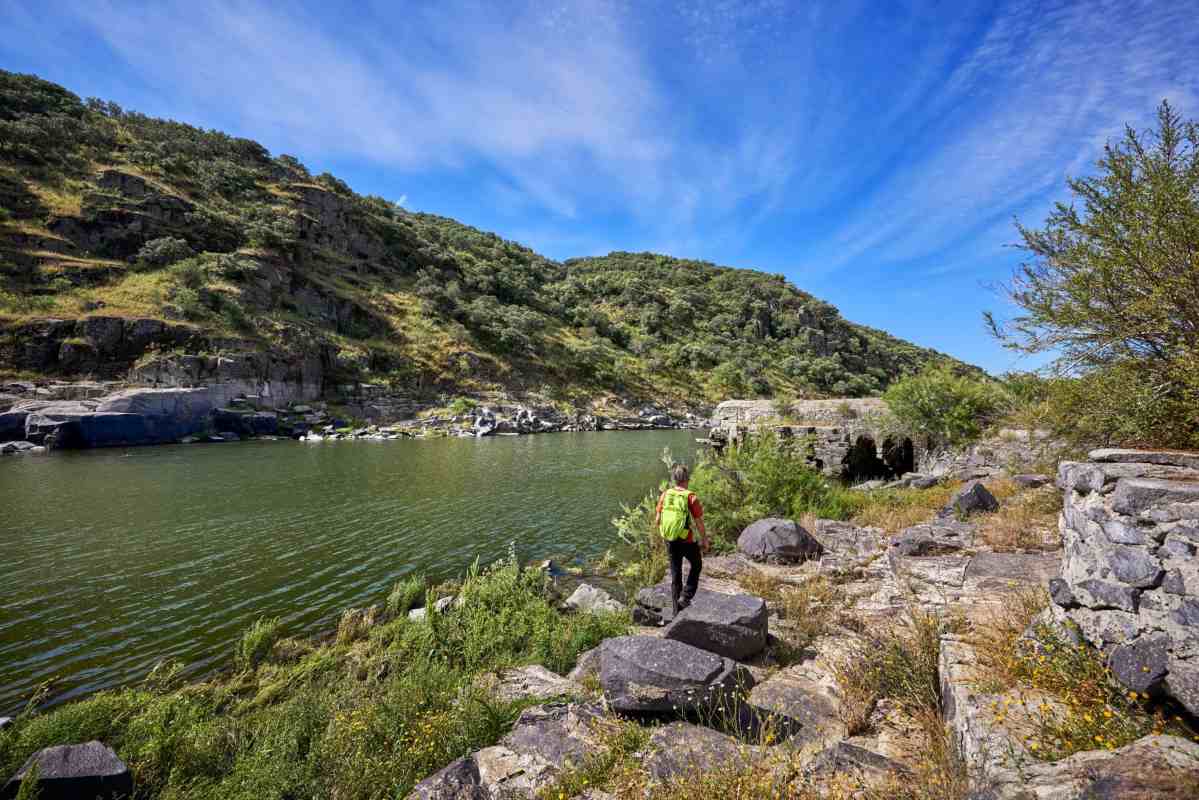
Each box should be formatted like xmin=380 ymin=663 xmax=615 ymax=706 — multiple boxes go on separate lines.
xmin=709 ymin=398 xmax=1055 ymax=484
xmin=710 ymin=398 xmax=914 ymax=481
xmin=1053 ymin=448 xmax=1199 ymax=717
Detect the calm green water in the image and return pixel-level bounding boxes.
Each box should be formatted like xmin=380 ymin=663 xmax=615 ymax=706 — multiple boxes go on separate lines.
xmin=0 ymin=430 xmax=698 ymax=714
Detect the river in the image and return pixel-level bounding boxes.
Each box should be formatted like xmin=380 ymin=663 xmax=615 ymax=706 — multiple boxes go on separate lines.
xmin=0 ymin=430 xmax=699 ymax=714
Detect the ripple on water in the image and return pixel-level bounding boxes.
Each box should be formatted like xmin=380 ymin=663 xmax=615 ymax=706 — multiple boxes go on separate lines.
xmin=0 ymin=430 xmax=698 ymax=713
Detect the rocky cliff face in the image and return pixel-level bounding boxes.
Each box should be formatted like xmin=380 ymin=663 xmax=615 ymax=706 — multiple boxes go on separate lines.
xmin=1053 ymin=448 xmax=1199 ymax=718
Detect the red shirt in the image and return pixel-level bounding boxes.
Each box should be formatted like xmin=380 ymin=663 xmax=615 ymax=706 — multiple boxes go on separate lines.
xmin=656 ymin=487 xmax=704 ymax=543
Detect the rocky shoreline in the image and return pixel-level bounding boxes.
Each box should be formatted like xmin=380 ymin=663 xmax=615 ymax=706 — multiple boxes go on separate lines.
xmin=0 ymin=379 xmax=706 ymax=455
xmin=4 ymin=451 xmax=1199 ymax=798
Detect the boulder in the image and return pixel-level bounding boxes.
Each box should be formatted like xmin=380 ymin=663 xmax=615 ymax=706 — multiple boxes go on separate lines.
xmin=662 ymin=591 xmax=769 ymax=660
xmin=645 ymin=722 xmax=759 ymax=779
xmin=804 ymin=741 xmax=906 ymax=784
xmin=407 ymin=595 xmax=455 ymax=621
xmin=566 ymin=647 xmax=601 ymax=683
xmin=598 ymin=635 xmax=754 ymax=714
xmin=737 ymin=518 xmax=824 ymax=564
xmin=562 ymin=583 xmax=624 ymax=615
xmin=2 ymin=741 xmax=132 ymax=800
xmin=473 ymin=409 xmax=497 ymax=437
xmin=0 ymin=717 xmax=10 ymax=730
xmin=632 ymin=578 xmax=747 ymax=626
xmin=940 ymin=481 xmax=999 ymax=517
xmin=747 ymin=660 xmax=847 ymax=746
xmin=405 ymin=703 xmax=603 ymax=800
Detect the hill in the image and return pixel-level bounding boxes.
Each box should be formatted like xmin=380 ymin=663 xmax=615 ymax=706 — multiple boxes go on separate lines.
xmin=0 ymin=71 xmax=973 ymax=408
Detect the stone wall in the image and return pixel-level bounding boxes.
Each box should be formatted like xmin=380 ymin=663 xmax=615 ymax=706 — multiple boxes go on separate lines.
xmin=1053 ymin=448 xmax=1199 ymax=718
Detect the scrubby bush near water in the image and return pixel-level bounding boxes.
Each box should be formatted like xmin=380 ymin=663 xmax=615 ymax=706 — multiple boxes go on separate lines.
xmin=0 ymin=558 xmax=628 ymax=800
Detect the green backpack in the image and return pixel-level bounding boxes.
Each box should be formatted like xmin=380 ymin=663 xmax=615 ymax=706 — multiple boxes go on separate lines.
xmin=659 ymin=487 xmax=692 ymax=541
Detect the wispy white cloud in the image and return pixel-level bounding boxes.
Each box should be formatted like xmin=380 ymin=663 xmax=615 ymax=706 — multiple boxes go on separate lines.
xmin=804 ymin=0 xmax=1199 ymax=275
xmin=8 ymin=0 xmax=1199 ymax=275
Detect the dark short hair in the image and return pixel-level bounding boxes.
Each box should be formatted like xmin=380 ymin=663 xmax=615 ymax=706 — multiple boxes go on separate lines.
xmin=672 ymin=464 xmax=690 ymax=484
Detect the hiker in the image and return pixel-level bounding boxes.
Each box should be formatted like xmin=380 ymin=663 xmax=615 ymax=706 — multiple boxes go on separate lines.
xmin=654 ymin=463 xmax=709 ymax=618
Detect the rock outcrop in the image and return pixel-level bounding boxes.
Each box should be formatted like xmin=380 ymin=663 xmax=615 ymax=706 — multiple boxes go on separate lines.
xmin=598 ymin=635 xmax=754 ymax=714
xmin=408 ymin=702 xmax=604 ymax=799
xmin=1053 ymin=449 xmax=1199 ymax=717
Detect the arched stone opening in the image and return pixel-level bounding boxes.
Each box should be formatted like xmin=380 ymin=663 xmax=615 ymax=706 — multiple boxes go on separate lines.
xmin=881 ymin=436 xmax=915 ymax=477
xmin=842 ymin=435 xmax=889 ymax=482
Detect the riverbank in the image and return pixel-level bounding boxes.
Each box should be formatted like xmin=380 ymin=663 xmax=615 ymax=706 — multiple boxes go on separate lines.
xmin=7 ymin=456 xmax=1199 ymax=799
xmin=0 ymin=378 xmax=707 ymax=454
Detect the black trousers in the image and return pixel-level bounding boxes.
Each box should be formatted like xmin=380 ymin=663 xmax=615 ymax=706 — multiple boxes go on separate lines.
xmin=667 ymin=538 xmax=702 ymax=609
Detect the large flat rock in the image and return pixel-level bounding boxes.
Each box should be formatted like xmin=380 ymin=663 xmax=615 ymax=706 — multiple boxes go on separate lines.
xmin=662 ymin=591 xmax=768 ymax=660
xmin=632 ymin=576 xmax=745 ymax=626
xmin=598 ymin=635 xmax=754 ymax=714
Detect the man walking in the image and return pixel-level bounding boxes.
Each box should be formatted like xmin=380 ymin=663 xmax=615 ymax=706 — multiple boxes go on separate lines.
xmin=655 ymin=464 xmax=709 ymax=618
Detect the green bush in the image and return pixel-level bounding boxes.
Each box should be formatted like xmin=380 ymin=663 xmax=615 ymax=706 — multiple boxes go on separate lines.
xmin=447 ymin=397 xmax=478 ymax=416
xmin=385 ymin=575 xmax=425 ymax=619
xmin=883 ymin=365 xmax=1007 ymax=448
xmin=235 ymin=616 xmax=281 ymax=669
xmin=688 ymin=432 xmax=865 ymax=542
xmin=136 ymin=236 xmax=194 ymax=268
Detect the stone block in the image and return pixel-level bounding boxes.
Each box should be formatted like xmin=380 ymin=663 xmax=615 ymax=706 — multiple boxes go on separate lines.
xmin=662 ymin=591 xmax=768 ymax=660
xmin=2 ymin=741 xmax=132 ymax=800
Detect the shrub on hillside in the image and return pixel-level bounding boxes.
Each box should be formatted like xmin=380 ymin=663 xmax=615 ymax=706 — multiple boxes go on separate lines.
xmin=883 ymin=365 xmax=1007 ymax=448
xmin=135 ymin=236 xmax=193 ymax=268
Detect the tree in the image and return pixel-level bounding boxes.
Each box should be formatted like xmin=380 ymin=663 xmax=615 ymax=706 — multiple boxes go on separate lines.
xmin=883 ymin=365 xmax=1006 ymax=448
xmin=987 ymin=101 xmax=1199 ymax=447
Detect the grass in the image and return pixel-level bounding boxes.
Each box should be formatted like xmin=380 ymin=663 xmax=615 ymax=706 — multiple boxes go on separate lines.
xmin=385 ymin=575 xmax=425 ymax=619
xmin=738 ymin=571 xmax=845 ymax=652
xmin=235 ymin=617 xmax=282 ymax=669
xmin=848 ymin=483 xmax=961 ymax=532
xmin=0 ymin=557 xmax=628 ymax=800
xmin=967 ymin=589 xmax=1198 ymax=761
xmin=976 ymin=485 xmax=1061 ymax=551
xmin=832 ymin=609 xmax=945 ymax=735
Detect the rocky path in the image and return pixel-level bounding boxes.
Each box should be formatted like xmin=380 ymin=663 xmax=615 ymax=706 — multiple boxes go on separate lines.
xmin=408 ymin=471 xmax=1199 ymax=800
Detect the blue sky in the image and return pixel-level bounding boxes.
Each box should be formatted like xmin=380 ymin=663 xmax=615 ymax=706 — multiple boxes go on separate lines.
xmin=3 ymin=1 xmax=1197 ymax=373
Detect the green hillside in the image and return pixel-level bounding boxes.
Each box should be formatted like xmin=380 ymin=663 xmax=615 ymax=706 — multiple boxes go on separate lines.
xmin=0 ymin=70 xmax=972 ymax=405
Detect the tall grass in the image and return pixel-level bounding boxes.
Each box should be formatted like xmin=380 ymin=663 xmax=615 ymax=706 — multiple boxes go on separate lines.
xmin=0 ymin=558 xmax=628 ymax=800
xmin=235 ymin=616 xmax=281 ymax=669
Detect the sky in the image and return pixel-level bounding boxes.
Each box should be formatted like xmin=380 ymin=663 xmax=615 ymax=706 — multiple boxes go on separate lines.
xmin=2 ymin=0 xmax=1197 ymax=373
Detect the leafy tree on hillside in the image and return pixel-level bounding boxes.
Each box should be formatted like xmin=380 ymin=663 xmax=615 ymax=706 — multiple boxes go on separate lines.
xmin=987 ymin=101 xmax=1199 ymax=447
xmin=883 ymin=365 xmax=1007 ymax=447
